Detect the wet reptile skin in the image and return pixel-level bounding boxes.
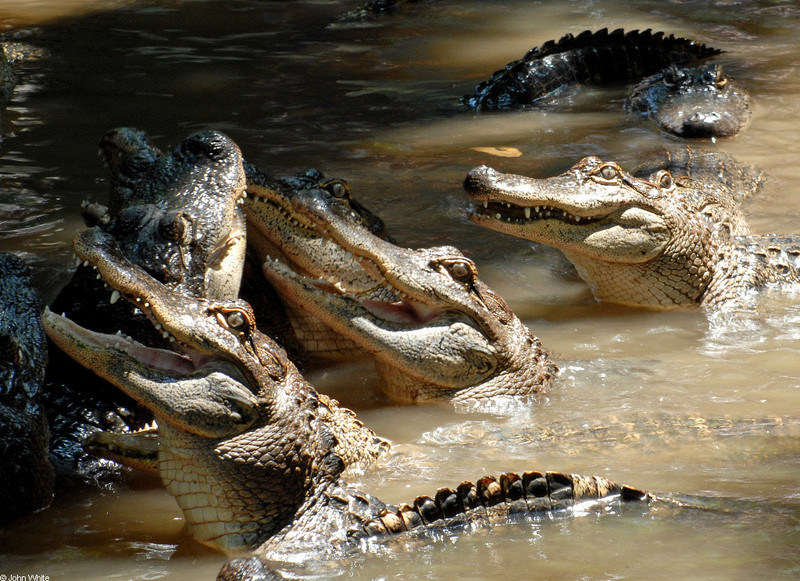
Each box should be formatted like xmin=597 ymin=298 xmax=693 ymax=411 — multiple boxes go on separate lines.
xmin=244 ymin=175 xmax=557 ymax=403
xmin=464 ymin=152 xmax=798 ymax=309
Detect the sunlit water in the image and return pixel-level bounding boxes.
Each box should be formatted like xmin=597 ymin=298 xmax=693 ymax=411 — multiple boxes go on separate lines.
xmin=1 ymin=0 xmax=799 ymax=579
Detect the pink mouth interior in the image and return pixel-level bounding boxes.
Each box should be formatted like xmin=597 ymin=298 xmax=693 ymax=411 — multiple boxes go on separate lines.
xmin=361 ymin=298 xmax=440 ymax=325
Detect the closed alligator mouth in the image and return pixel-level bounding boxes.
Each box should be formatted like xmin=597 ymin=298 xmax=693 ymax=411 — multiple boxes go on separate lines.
xmin=472 ymin=201 xmax=601 ymax=225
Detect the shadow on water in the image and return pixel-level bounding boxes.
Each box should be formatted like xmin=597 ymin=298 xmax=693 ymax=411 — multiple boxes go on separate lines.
xmin=1 ymin=0 xmax=800 ymax=579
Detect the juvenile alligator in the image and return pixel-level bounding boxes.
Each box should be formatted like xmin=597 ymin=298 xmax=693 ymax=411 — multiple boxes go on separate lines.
xmin=463 ymin=153 xmax=799 ymax=309
xmin=45 ymin=128 xmax=248 ymax=480
xmin=624 ymin=64 xmax=752 ymax=138
xmin=41 ymin=284 xmax=658 ymax=576
xmin=462 ymin=28 xmax=749 ymax=138
xmin=73 ymin=226 xmax=389 ymax=469
xmin=244 ymin=168 xmax=557 ymax=403
xmin=0 ymin=253 xmax=53 ymax=520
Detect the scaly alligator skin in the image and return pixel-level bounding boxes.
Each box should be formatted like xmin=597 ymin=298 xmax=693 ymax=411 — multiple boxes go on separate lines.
xmin=464 ymin=153 xmax=796 ymax=309
xmin=239 ymin=162 xmax=392 ymax=365
xmin=45 ymin=129 xmax=248 ymax=481
xmin=41 ymin=298 xmax=653 ymax=575
xmin=462 ymin=29 xmax=746 ymax=138
xmin=0 ymin=253 xmax=54 ymax=520
xmin=463 ymin=28 xmax=720 ymax=111
xmin=73 ymin=227 xmax=389 ymax=469
xmin=624 ymin=64 xmax=752 ymax=138
xmin=245 ymin=171 xmax=557 ymax=403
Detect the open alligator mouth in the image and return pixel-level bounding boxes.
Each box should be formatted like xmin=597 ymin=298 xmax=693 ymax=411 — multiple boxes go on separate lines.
xmin=263 ymin=255 xmax=444 ymax=327
xmin=472 ymin=200 xmax=601 ymax=226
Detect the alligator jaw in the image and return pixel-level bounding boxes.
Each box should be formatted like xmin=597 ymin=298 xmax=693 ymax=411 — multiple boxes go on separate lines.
xmin=464 ymin=163 xmax=670 ymax=264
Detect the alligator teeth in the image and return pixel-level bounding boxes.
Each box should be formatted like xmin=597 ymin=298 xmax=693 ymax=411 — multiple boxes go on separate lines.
xmin=162 ymin=331 xmax=170 ymax=339
xmin=83 ymin=260 xmax=89 ymax=267
xmin=96 ymin=273 xmax=102 ymax=280
xmin=495 ymin=213 xmax=502 ymax=219
xmin=109 ymin=290 xmax=121 ymax=304
xmin=483 ymin=200 xmax=488 ymax=209
xmin=575 ymin=216 xmax=581 ymax=222
xmin=524 ymin=207 xmax=531 ymax=219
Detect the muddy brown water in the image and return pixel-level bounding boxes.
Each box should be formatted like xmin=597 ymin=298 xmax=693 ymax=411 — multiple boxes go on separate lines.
xmin=1 ymin=0 xmax=799 ymax=579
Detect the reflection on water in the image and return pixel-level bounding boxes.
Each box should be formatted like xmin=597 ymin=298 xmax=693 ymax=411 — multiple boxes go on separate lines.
xmin=1 ymin=0 xmax=800 ymax=579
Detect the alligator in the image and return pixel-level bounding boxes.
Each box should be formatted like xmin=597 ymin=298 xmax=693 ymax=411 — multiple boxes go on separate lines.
xmin=45 ymin=128 xmax=249 ymax=481
xmin=41 ymin=280 xmax=659 ymax=576
xmin=0 ymin=253 xmax=54 ymax=520
xmin=238 ymin=163 xmax=392 ymax=366
xmin=72 ymin=226 xmax=389 ymax=470
xmin=624 ymin=64 xmax=752 ymax=138
xmin=462 ymin=152 xmax=798 ymax=309
xmin=244 ymin=167 xmax=558 ymax=403
xmin=462 ymin=28 xmax=749 ymax=138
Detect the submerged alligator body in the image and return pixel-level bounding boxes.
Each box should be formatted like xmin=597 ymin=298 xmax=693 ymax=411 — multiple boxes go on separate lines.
xmin=45 ymin=128 xmax=248 ymax=481
xmin=40 ymin=256 xmax=656 ymax=576
xmin=0 ymin=253 xmax=53 ymax=520
xmin=463 ymin=152 xmax=800 ymax=309
xmin=244 ymin=165 xmax=557 ymax=403
xmin=463 ymin=28 xmax=749 ymax=138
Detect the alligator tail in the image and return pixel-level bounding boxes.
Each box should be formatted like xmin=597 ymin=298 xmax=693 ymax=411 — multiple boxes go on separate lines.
xmin=365 ymin=470 xmax=648 ymax=537
xmin=464 ymin=28 xmax=722 ymax=110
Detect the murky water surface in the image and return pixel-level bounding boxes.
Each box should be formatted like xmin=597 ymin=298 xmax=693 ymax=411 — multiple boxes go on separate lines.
xmin=1 ymin=0 xmax=799 ymax=578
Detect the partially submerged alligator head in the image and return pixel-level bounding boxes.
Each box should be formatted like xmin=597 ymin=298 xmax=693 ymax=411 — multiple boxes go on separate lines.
xmin=624 ymin=64 xmax=752 ymax=138
xmin=462 ymin=28 xmax=749 ymax=138
xmin=45 ymin=129 xmax=248 ymax=480
xmin=41 ymin=278 xmax=652 ymax=573
xmin=244 ymin=168 xmax=557 ymax=403
xmin=0 ymin=253 xmax=53 ymax=520
xmin=464 ymin=154 xmax=794 ymax=309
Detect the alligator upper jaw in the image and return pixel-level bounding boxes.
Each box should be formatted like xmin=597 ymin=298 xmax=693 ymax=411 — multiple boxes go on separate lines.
xmin=464 ymin=165 xmax=670 ymax=263
xmin=263 ymin=256 xmax=446 ymax=328
xmin=42 ymin=307 xmax=257 ymax=440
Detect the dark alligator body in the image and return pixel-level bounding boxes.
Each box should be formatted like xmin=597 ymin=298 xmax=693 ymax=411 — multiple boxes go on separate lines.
xmin=462 ymin=28 xmax=749 ymax=138
xmin=0 ymin=253 xmax=53 ymax=520
xmin=463 ymin=28 xmax=720 ymax=111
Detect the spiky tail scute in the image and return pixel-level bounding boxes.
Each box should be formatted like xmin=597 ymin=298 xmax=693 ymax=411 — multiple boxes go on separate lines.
xmin=367 ymin=471 xmax=648 ymax=536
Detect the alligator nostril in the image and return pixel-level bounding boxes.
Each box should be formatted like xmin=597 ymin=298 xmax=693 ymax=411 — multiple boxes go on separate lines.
xmin=180 ymin=132 xmax=228 ymax=160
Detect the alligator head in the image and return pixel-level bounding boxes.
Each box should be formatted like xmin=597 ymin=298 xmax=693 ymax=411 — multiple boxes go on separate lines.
xmin=465 ymin=157 xmax=750 ymax=308
xmin=45 ymin=129 xmax=249 ymax=481
xmin=99 ymin=127 xmax=248 ymax=300
xmin=245 ymin=172 xmax=557 ymax=403
xmin=72 ymin=227 xmax=388 ymax=472
xmin=624 ymin=64 xmax=752 ymax=138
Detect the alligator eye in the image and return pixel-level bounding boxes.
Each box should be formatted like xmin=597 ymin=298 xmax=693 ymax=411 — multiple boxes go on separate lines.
xmin=655 ymin=171 xmax=674 ymax=190
xmin=213 ymin=305 xmax=255 ymax=336
xmin=663 ymin=66 xmax=686 ymax=88
xmin=441 ymin=258 xmax=477 ymax=286
xmin=594 ymin=163 xmax=621 ymax=182
xmin=322 ymin=180 xmax=350 ymax=198
xmin=159 ymin=211 xmax=192 ymax=244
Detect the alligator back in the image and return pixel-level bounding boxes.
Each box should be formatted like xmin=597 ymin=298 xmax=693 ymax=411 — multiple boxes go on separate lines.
xmin=463 ymin=28 xmax=721 ymax=110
